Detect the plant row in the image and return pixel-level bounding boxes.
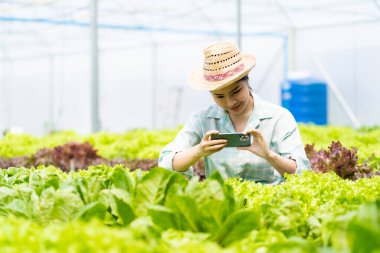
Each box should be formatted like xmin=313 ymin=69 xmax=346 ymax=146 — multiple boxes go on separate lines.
xmin=1 ymin=125 xmax=380 ymax=162
xmin=2 ymin=139 xmax=379 ymax=181
xmin=0 ymin=165 xmax=379 ymax=252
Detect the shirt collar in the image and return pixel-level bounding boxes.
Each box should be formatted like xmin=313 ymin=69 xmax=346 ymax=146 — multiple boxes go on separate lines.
xmin=206 ymin=93 xmax=274 ymax=121
xmin=251 ymin=93 xmax=273 ymax=121
xmin=248 ymin=93 xmax=273 ymax=129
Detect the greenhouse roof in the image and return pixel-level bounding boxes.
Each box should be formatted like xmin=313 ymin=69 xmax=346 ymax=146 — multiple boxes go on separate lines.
xmin=1 ymin=0 xmax=380 ymax=60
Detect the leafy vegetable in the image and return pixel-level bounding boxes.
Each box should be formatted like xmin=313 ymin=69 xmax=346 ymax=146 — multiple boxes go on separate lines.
xmin=305 ymin=141 xmax=380 ymax=180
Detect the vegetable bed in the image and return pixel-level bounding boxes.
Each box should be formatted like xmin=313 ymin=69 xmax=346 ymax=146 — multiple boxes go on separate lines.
xmin=1 ymin=125 xmax=380 ymax=252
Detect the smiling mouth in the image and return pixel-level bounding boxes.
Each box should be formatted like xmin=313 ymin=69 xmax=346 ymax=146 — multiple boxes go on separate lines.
xmin=230 ymin=103 xmax=241 ymax=110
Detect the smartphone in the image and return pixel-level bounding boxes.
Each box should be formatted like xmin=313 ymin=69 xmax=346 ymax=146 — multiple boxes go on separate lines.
xmin=210 ymin=132 xmax=251 ymax=147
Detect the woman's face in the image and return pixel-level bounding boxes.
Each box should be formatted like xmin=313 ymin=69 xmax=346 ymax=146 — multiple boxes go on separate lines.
xmin=211 ymin=79 xmax=253 ymax=117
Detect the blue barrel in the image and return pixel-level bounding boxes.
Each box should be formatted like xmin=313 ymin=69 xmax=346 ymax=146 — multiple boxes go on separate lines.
xmin=281 ymin=76 xmax=327 ymax=125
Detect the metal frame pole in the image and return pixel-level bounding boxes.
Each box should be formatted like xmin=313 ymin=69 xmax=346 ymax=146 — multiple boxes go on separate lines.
xmin=152 ymin=43 xmax=157 ymax=129
xmin=91 ymin=0 xmax=100 ymax=132
xmin=48 ymin=55 xmax=55 ymax=133
xmin=237 ymin=0 xmax=242 ymax=48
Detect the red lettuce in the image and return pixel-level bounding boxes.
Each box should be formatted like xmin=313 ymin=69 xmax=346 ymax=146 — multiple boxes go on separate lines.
xmin=305 ymin=141 xmax=379 ymax=180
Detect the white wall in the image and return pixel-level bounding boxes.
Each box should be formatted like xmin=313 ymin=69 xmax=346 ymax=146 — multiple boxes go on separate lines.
xmin=0 ymin=53 xmax=91 ymax=135
xmin=1 ymin=22 xmax=380 ymax=136
xmin=0 ymin=34 xmax=286 ymax=135
xmin=296 ymin=22 xmax=380 ymax=126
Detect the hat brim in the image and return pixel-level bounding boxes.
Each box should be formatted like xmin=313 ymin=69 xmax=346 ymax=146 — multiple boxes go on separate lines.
xmin=187 ymin=54 xmax=256 ymax=91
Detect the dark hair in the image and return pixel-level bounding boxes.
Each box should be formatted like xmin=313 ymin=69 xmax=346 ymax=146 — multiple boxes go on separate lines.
xmin=209 ymin=75 xmax=253 ymax=97
xmin=240 ymin=75 xmax=249 ymax=81
xmin=239 ymin=75 xmax=253 ymax=97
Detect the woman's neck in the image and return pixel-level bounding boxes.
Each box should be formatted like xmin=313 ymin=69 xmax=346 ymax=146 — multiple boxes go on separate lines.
xmin=229 ymin=96 xmax=254 ymax=132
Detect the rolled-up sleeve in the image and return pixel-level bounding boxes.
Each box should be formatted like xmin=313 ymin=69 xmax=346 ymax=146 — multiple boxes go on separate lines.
xmin=158 ymin=111 xmax=203 ymax=176
xmin=274 ymin=109 xmax=311 ymax=175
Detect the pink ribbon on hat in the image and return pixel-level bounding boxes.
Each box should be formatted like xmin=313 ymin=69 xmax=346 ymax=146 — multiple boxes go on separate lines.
xmin=204 ymin=64 xmax=244 ymax=82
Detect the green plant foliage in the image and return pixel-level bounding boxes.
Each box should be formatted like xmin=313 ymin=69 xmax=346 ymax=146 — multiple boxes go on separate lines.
xmin=226 ymin=171 xmax=380 ymax=242
xmin=346 ymin=201 xmax=380 ymax=253
xmin=1 ymin=125 xmax=379 ymax=162
xmin=1 ymin=124 xmax=380 ymax=252
xmin=299 ymin=124 xmax=380 ymax=163
xmin=0 ymin=165 xmax=379 ymax=252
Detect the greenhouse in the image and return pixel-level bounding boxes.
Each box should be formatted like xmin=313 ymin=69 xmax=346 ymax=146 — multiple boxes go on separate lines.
xmin=1 ymin=0 xmax=380 ymax=252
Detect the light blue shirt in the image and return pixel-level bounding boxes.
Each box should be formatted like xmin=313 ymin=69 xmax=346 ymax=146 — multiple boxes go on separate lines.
xmin=158 ymin=93 xmax=310 ymax=184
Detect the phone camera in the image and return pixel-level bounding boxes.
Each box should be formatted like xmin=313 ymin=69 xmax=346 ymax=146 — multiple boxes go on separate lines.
xmin=240 ymin=135 xmax=249 ymax=141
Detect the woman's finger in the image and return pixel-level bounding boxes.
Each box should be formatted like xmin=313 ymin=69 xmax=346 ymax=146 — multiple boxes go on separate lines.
xmin=208 ymin=139 xmax=227 ymax=146
xmin=205 ymin=143 xmax=227 ymax=151
xmin=203 ymin=130 xmax=219 ymax=141
xmin=201 ymin=139 xmax=226 ymax=149
xmin=245 ymin=129 xmax=262 ymax=137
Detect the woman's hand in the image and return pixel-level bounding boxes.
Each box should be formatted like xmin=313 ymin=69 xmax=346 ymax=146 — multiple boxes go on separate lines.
xmin=172 ymin=130 xmax=227 ymax=172
xmin=196 ymin=130 xmax=227 ymax=158
xmin=238 ymin=129 xmax=271 ymax=159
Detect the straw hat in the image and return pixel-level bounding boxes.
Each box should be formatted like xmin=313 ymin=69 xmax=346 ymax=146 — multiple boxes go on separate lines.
xmin=187 ymin=41 xmax=256 ymax=91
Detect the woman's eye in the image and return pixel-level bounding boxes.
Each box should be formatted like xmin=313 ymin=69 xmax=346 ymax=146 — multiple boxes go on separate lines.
xmin=216 ymin=96 xmax=224 ymax=99
xmin=233 ymin=89 xmax=241 ymax=94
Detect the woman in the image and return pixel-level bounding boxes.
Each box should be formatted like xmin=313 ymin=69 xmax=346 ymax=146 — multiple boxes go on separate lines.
xmin=158 ymin=41 xmax=310 ymax=183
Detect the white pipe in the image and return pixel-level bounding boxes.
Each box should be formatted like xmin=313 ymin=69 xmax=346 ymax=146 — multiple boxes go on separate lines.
xmin=312 ymin=56 xmax=361 ymax=128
